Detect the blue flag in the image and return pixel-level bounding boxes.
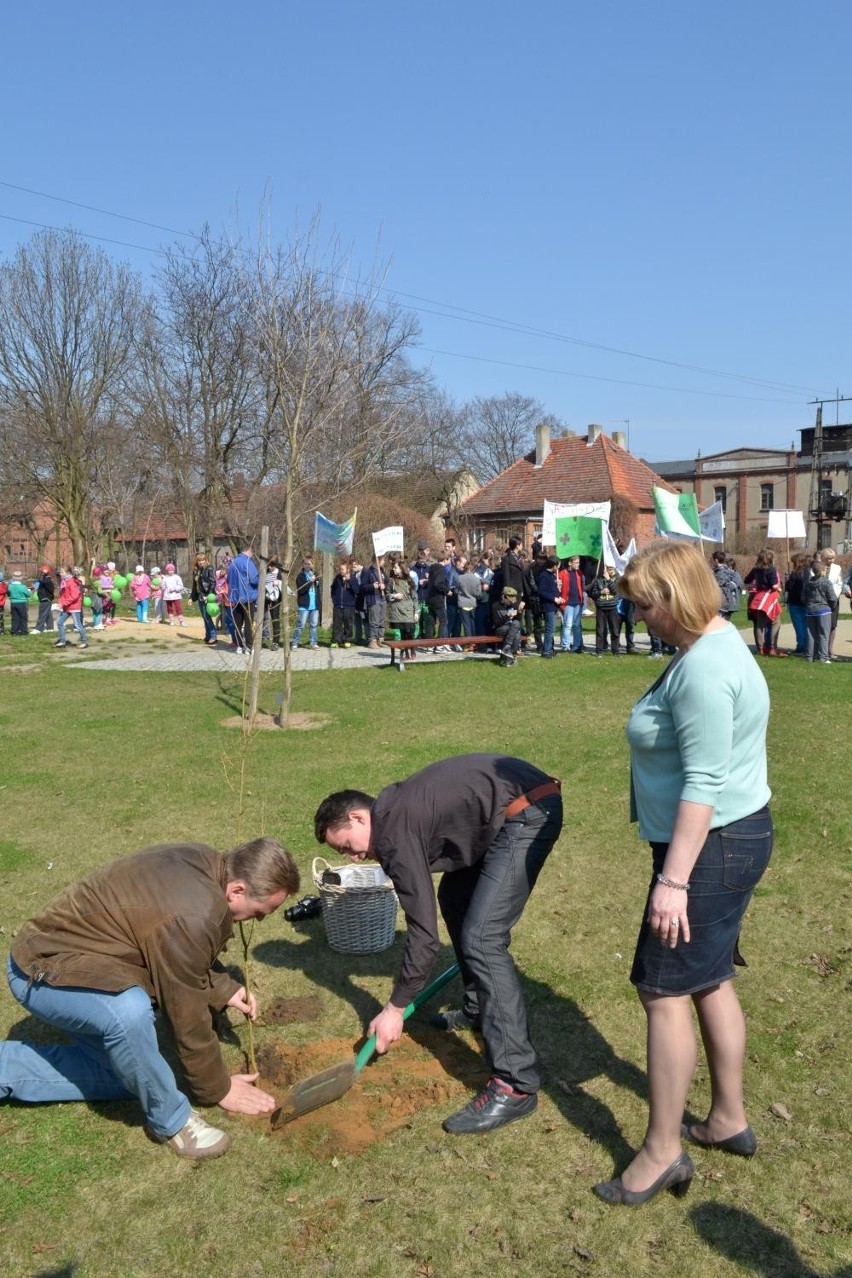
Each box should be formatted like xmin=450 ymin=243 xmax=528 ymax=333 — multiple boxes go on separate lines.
xmin=314 ymin=511 xmax=356 ymax=556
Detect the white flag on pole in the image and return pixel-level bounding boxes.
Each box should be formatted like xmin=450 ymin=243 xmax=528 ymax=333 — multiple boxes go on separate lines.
xmin=698 ymin=500 xmax=725 ymax=543
xmin=602 ymin=525 xmax=637 ymax=574
xmin=371 ymin=526 xmax=405 ymax=558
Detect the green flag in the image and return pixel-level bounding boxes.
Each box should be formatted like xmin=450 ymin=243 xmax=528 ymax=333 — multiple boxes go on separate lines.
xmin=554 ymin=515 xmax=603 ymax=559
xmin=652 ymin=486 xmax=701 ymax=537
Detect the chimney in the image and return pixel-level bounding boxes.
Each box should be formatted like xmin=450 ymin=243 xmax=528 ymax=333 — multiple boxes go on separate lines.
xmin=612 ymin=430 xmax=626 ymax=449
xmin=535 ymin=422 xmax=551 ymax=468
xmin=587 ymin=424 xmax=602 ymax=445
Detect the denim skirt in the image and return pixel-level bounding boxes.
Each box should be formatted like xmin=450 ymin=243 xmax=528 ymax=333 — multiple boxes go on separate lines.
xmin=630 ymin=807 xmax=773 ymax=996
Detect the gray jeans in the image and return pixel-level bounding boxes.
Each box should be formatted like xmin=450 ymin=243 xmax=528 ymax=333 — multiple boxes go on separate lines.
xmin=436 ymin=795 xmax=562 ymax=1092
xmin=806 ymin=611 xmax=831 ymax=662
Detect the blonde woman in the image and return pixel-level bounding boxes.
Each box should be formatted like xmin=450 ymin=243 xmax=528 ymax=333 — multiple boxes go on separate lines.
xmin=595 ymin=541 xmax=772 ymax=1206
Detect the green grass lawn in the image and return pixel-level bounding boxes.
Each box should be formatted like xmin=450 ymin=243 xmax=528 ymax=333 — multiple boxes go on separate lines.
xmin=0 ymin=636 xmax=849 ymax=1278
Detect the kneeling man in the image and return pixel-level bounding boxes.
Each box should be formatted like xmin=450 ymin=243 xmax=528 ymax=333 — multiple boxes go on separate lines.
xmin=315 ymin=754 xmax=562 ymax=1133
xmin=1 ymin=838 xmax=299 ymax=1158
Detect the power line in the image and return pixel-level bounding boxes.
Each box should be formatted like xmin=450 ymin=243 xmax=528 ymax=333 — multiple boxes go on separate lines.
xmin=0 ymin=178 xmax=821 ymax=402
xmin=0 ymin=212 xmax=161 ymax=255
xmin=416 ymin=346 xmax=803 ymax=404
xmin=0 ymin=180 xmax=192 ymax=239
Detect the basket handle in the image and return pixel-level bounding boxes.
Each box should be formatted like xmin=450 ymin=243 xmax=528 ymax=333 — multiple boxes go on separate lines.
xmin=312 ymin=856 xmax=332 ymax=884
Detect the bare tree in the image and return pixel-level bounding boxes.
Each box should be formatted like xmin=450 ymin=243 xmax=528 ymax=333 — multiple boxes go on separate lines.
xmin=137 ymin=227 xmax=274 ymax=556
xmin=0 ymin=230 xmax=142 ymax=564
xmin=458 ymin=392 xmax=564 ymax=483
xmin=241 ymin=216 xmax=420 ymax=723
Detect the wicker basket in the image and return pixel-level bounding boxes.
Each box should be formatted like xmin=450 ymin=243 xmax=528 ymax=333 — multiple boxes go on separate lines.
xmin=312 ymin=856 xmax=399 ymax=954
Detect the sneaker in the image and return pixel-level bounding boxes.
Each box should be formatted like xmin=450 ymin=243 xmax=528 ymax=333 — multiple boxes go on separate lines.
xmin=235 ymin=646 xmax=244 ymax=655
xmin=79 ymin=644 xmax=89 ymax=650
xmin=309 ymin=643 xmax=319 ymax=649
xmin=149 ymin=1109 xmax=231 ymax=1160
xmin=442 ymin=1077 xmax=537 ymax=1134
xmin=54 ymin=641 xmax=67 ymax=648
xmin=431 ymin=1008 xmax=482 ymax=1032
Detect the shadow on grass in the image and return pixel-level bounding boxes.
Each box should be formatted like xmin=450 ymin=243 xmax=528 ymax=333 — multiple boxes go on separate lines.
xmin=690 ymin=1202 xmax=851 ymax=1278
xmin=33 ymin=1265 xmax=80 ymax=1278
xmin=255 ymin=931 xmax=645 ymax=1167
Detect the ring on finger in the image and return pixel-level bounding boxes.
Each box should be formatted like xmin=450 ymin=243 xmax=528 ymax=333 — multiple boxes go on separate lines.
xmin=671 ymin=918 xmax=680 ymax=929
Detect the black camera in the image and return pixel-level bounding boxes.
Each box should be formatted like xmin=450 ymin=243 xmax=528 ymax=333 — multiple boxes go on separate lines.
xmin=284 ymin=895 xmax=322 ymax=922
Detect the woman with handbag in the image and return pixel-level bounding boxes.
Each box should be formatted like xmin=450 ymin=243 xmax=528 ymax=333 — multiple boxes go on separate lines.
xmin=743 ymin=549 xmax=785 ymax=656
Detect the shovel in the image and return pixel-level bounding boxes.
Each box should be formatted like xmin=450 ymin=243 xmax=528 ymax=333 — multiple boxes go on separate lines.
xmin=270 ymin=962 xmax=460 ymax=1128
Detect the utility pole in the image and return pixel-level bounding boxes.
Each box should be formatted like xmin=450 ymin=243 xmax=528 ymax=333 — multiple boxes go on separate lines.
xmin=807 ymin=394 xmax=851 ymax=548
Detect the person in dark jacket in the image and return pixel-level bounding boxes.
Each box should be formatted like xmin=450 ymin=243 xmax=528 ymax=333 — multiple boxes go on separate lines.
xmin=2 ymin=839 xmax=299 ymax=1159
xmin=588 ymin=565 xmax=620 ymax=655
xmin=330 ymin=560 xmax=357 ymax=647
xmin=33 ymin=565 xmax=56 ymax=633
xmin=426 ymin=549 xmax=451 ymax=644
xmin=536 ymin=556 xmax=562 ymax=657
xmin=191 ymin=553 xmax=218 ymax=645
xmin=315 ymin=754 xmax=563 ymax=1134
xmin=491 ymin=585 xmax=524 ymax=664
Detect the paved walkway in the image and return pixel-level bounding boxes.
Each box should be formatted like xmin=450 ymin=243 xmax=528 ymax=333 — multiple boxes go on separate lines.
xmin=64 ymin=617 xmax=852 ymax=674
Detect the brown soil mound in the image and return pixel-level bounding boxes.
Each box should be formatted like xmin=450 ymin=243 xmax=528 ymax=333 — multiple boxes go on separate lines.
xmin=221 ymin=711 xmax=331 ymax=731
xmin=265 ymin=994 xmax=324 ymax=1025
xmin=258 ymin=1033 xmax=484 ymax=1155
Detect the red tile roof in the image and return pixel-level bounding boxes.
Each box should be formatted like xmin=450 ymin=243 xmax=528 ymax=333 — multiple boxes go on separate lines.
xmin=460 ymin=432 xmax=677 ymax=517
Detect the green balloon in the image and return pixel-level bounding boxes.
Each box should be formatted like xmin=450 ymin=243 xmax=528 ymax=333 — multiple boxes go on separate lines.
xmin=83 ymin=595 xmax=92 ymax=607
xmin=207 ymin=602 xmax=220 ymax=618
xmin=113 ymin=575 xmax=127 ymax=590
xmin=206 ymin=593 xmax=216 ymax=604
xmin=151 ymin=577 xmax=161 ymax=588
xmin=110 ymin=589 xmax=122 ymax=603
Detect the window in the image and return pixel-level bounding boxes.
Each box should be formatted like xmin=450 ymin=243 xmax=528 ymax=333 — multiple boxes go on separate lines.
xmin=760 ymin=484 xmax=774 ymax=511
xmin=714 ymin=486 xmax=727 ymax=512
xmin=470 ymin=527 xmax=485 ymax=552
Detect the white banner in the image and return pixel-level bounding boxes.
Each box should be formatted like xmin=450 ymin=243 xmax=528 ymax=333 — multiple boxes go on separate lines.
xmin=766 ymin=509 xmax=806 ymax=539
xmin=698 ymin=500 xmax=725 ymax=543
xmin=542 ymin=499 xmax=611 ymax=546
xmin=371 ymin=525 xmax=405 ymax=558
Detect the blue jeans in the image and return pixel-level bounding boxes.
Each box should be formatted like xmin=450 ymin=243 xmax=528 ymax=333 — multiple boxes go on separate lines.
xmin=292 ymin=607 xmax=319 ymax=646
xmin=788 ymin=603 xmax=808 ymax=653
xmin=198 ymin=600 xmax=216 ymax=642
xmin=135 ymin=598 xmax=149 ymax=624
xmin=2 ymin=957 xmax=190 ymax=1139
xmin=57 ymin=609 xmax=86 ymax=645
xmin=436 ymin=795 xmax=562 ymax=1093
xmin=541 ymin=609 xmax=557 ymax=655
xmin=561 ymin=603 xmax=583 ymax=650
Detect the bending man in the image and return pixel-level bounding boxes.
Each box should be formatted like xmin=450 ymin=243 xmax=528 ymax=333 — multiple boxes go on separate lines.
xmin=315 ymin=754 xmax=562 ymax=1134
xmin=1 ymin=838 xmax=299 ymax=1159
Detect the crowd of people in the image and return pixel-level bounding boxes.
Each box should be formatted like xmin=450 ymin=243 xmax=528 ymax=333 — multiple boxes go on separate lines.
xmin=1 ymin=540 xmax=849 ymax=664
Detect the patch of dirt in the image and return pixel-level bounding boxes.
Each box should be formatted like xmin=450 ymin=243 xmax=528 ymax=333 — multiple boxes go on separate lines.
xmin=265 ymin=994 xmax=324 ymax=1025
xmin=1 ymin=663 xmax=43 ymax=674
xmin=257 ymin=1033 xmax=484 ymax=1155
xmin=221 ymin=711 xmax=331 ymax=731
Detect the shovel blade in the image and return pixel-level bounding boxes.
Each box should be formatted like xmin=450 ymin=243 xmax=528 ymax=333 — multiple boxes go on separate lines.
xmin=270 ymin=1059 xmax=357 ymax=1129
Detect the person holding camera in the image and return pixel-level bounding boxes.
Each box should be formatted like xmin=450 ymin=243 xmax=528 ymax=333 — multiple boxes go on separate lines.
xmin=492 ymin=585 xmax=524 ymax=666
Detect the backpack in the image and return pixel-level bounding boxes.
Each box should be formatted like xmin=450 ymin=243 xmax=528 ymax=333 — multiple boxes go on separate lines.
xmin=718 ymin=568 xmax=740 ymax=613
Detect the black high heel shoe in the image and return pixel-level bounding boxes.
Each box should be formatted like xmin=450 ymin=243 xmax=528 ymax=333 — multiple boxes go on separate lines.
xmin=681 ymin=1123 xmax=757 ymax=1157
xmin=594 ymin=1151 xmax=694 ymax=1206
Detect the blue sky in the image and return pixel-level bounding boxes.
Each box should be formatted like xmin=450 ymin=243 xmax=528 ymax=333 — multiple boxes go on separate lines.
xmin=2 ymin=1 xmax=850 ymax=461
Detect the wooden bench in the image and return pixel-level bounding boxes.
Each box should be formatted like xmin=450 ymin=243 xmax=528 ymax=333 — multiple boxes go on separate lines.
xmin=385 ymin=635 xmax=504 ymax=671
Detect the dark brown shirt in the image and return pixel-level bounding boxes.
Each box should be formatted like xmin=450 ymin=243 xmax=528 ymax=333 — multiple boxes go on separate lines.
xmin=369 ymin=755 xmax=553 ymax=1005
